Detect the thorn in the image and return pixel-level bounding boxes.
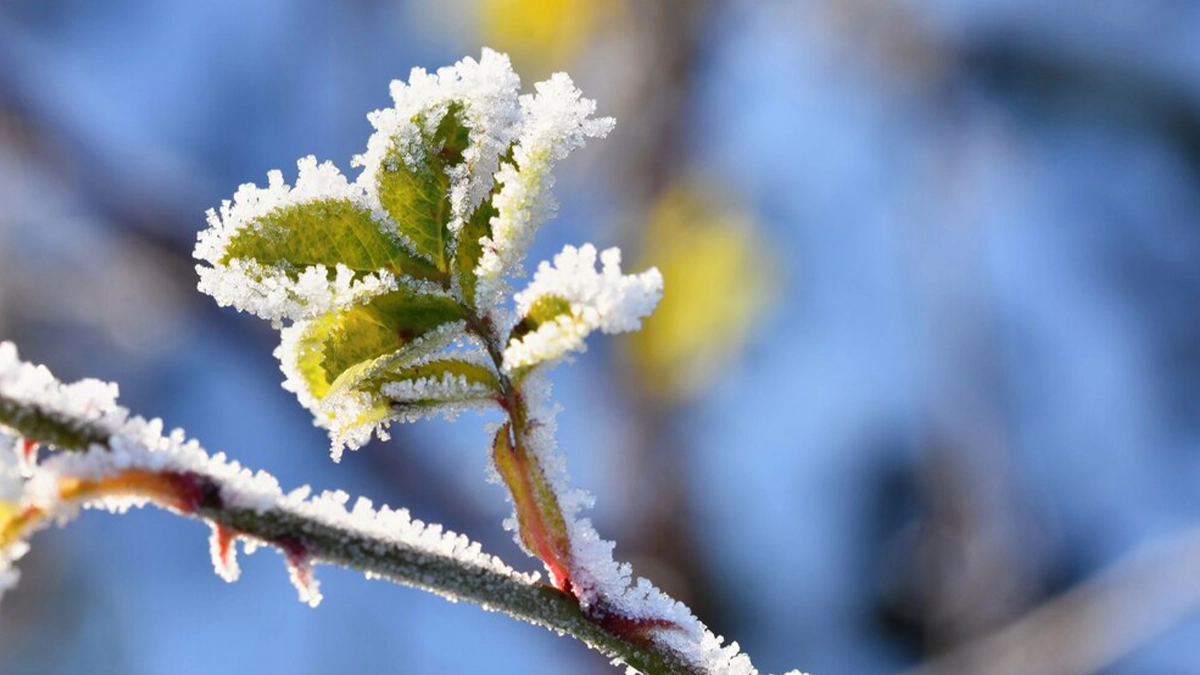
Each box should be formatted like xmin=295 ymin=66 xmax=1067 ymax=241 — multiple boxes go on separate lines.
xmin=17 ymin=438 xmax=39 ymax=474
xmin=209 ymin=522 xmax=241 ymax=582
xmin=280 ymin=537 xmax=322 ymax=607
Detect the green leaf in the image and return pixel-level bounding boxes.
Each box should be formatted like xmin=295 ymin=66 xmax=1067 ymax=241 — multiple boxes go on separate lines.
xmin=454 ymin=195 xmax=493 ymax=308
xmin=293 ymin=288 xmax=466 ymax=402
xmin=291 ymin=312 xmax=341 ymax=403
xmin=453 ymin=143 xmax=513 ymax=308
xmin=377 ymin=104 xmax=471 ymax=274
xmin=220 ymin=197 xmax=441 ymax=282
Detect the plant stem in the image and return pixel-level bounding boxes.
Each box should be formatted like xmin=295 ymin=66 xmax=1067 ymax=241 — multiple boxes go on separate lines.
xmin=465 ymin=311 xmax=575 ymax=589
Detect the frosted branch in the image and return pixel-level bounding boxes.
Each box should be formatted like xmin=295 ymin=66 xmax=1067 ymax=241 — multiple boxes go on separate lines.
xmin=0 ymin=341 xmax=749 ymax=675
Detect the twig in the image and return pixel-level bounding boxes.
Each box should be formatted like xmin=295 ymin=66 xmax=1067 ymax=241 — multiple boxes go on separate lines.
xmin=900 ymin=527 xmax=1200 ymax=675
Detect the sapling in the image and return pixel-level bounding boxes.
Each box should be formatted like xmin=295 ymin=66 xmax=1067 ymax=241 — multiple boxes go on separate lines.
xmin=0 ymin=50 xmax=805 ymax=675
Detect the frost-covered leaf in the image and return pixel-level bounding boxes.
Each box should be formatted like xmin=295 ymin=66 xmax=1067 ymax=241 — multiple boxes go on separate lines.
xmin=375 ymin=104 xmax=471 ymax=272
xmin=454 ymin=180 xmax=498 ymax=309
xmin=503 ymin=244 xmax=662 ymax=371
xmin=278 ymin=288 xmax=468 ymax=415
xmin=318 ymin=352 xmax=499 ymax=460
xmin=509 ymin=294 xmax=573 ymax=342
xmin=356 ymin=49 xmax=523 ymax=280
xmin=374 ymin=359 xmax=499 ymax=405
xmin=475 ymin=74 xmax=615 ymax=312
xmin=331 ymin=355 xmax=497 ymax=428
xmin=195 ymin=157 xmax=436 ymax=324
xmin=322 ymin=289 xmax=467 ymax=385
xmin=218 ymin=197 xmax=439 ymax=283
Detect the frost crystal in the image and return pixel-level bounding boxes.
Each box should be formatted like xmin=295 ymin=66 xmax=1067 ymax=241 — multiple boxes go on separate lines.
xmin=504 ymin=244 xmax=662 ymax=370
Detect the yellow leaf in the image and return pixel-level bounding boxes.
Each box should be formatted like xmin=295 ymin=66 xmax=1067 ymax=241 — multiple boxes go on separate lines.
xmin=629 ymin=181 xmax=777 ymax=404
xmin=477 ymin=0 xmax=622 ymax=72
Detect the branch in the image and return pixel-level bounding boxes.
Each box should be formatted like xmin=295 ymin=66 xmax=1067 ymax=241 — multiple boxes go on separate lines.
xmin=899 ymin=526 xmax=1200 ymax=675
xmin=0 ymin=354 xmax=700 ymax=675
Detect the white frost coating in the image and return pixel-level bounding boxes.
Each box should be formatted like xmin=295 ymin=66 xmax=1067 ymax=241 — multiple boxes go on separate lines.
xmin=475 ymin=73 xmax=616 ymax=313
xmin=209 ymin=522 xmax=242 ymax=583
xmin=0 ymin=433 xmax=27 ymax=603
xmin=194 ymin=156 xmax=365 ymax=264
xmin=0 ymin=342 xmax=534 ymax=608
xmin=355 ymin=48 xmax=523 ymax=238
xmin=188 ymin=52 xmax=805 ymax=674
xmin=503 ymin=244 xmax=662 ymax=370
xmin=381 ymin=372 xmax=495 ymax=402
xmin=195 ymin=156 xmax=399 ymax=326
xmin=200 ymin=259 xmax=397 ymax=327
xmin=321 ymin=387 xmax=494 ymax=464
xmin=275 ymin=321 xmax=325 ymax=418
xmin=0 ymin=341 xmax=125 ymax=437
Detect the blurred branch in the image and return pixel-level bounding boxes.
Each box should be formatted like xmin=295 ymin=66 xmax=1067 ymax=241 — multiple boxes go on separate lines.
xmin=901 ymin=527 xmax=1200 ymax=675
xmin=960 ymin=40 xmax=1200 ymax=171
xmin=601 ymin=0 xmax=731 ymax=629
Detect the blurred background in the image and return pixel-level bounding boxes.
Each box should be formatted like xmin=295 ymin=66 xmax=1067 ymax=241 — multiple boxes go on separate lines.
xmin=2 ymin=1 xmax=1200 ymax=674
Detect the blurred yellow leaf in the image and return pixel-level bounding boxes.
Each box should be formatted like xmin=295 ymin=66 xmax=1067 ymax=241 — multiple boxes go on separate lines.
xmin=629 ymin=181 xmax=777 ymax=404
xmin=477 ymin=0 xmax=622 ymax=72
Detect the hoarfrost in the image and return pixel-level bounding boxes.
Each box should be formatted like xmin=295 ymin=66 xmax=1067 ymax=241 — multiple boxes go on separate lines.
xmin=195 ymin=157 xmax=398 ymax=326
xmin=186 ymin=49 xmax=807 ymax=674
xmin=475 ymin=74 xmax=615 ymax=312
xmin=0 ymin=432 xmax=27 ymax=602
xmin=354 ymin=48 xmax=523 ymax=237
xmin=380 ymin=372 xmax=495 ymax=402
xmin=277 ymin=318 xmax=493 ymax=462
xmin=504 ymin=244 xmax=662 ymax=370
xmin=0 ymin=341 xmax=125 ymax=436
xmin=507 ymin=373 xmax=809 ymax=675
